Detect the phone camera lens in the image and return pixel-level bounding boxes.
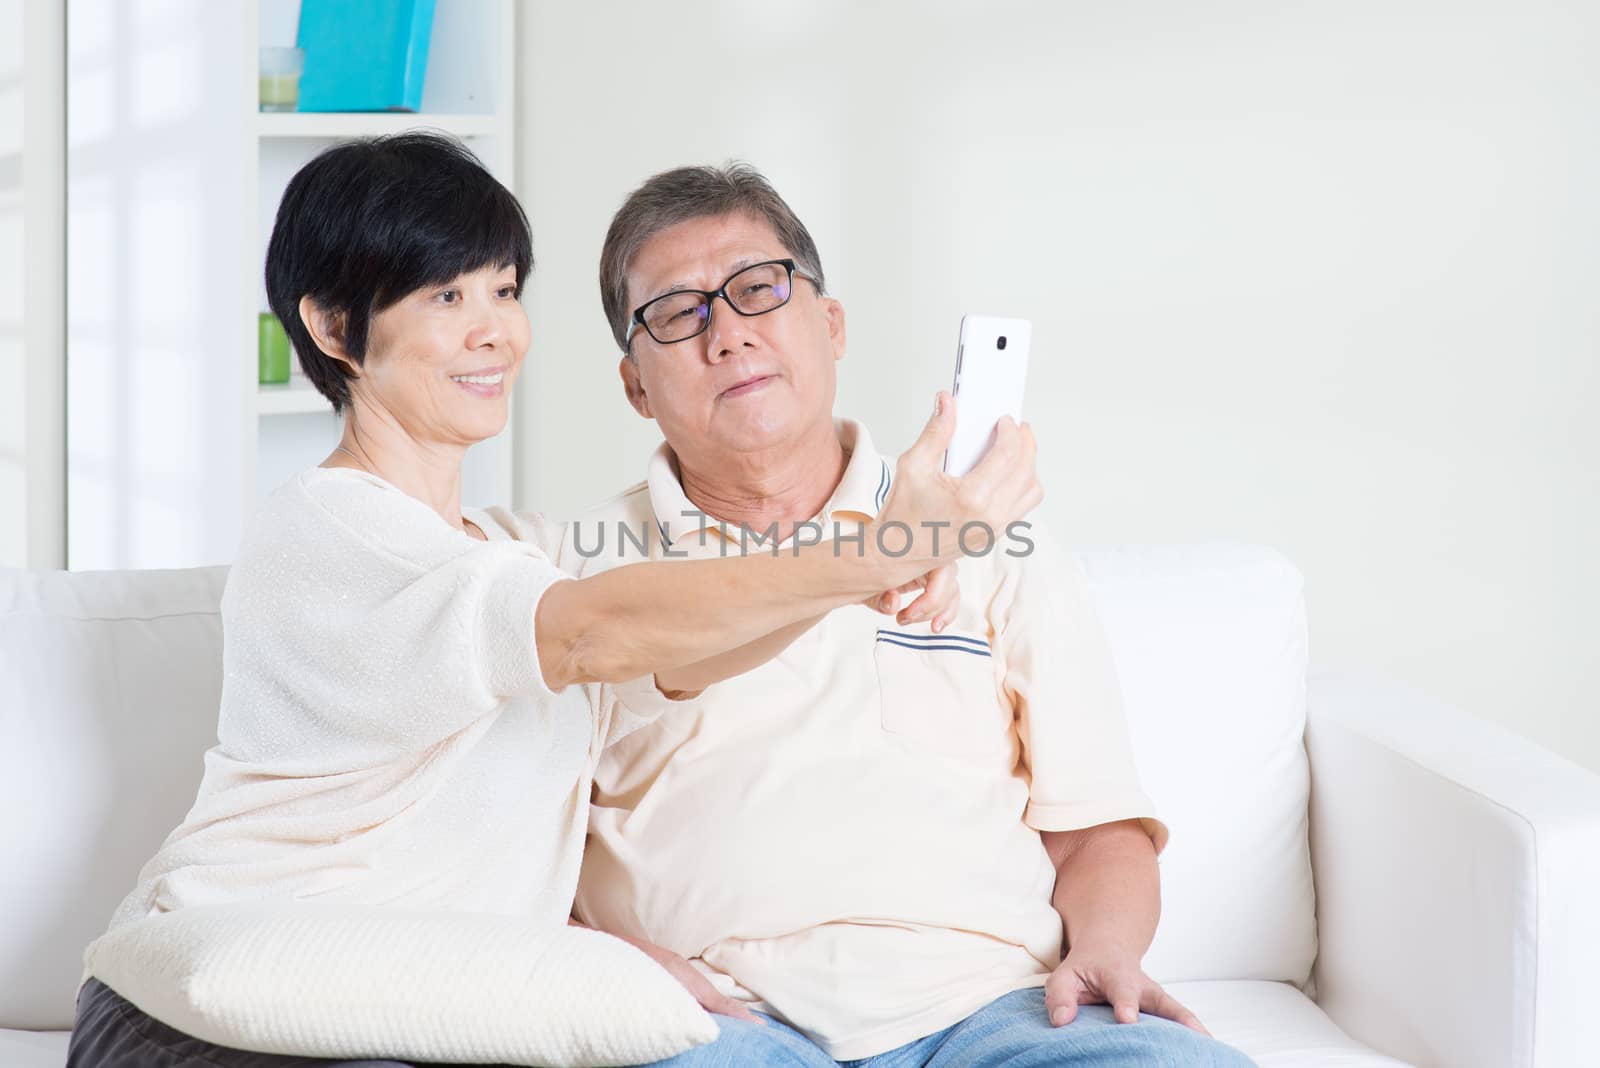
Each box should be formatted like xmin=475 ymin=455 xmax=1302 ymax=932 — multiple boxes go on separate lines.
xmin=997 ymin=336 xmax=1008 ymax=350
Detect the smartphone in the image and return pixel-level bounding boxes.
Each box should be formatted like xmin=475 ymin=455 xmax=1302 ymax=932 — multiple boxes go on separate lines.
xmin=943 ymin=315 xmax=1032 ymax=476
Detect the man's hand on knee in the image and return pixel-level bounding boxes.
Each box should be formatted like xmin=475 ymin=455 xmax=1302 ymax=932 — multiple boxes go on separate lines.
xmin=1044 ymin=947 xmax=1209 ymax=1035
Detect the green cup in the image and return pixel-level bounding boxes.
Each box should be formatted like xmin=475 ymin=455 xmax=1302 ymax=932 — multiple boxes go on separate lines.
xmin=258 ymin=312 xmax=291 ymax=385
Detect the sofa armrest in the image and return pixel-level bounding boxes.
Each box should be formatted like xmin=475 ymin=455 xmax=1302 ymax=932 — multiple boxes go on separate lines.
xmin=1305 ymin=671 xmax=1600 ymax=1068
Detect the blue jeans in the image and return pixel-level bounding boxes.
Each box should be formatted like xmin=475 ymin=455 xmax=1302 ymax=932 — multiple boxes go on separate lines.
xmin=643 ymin=987 xmax=1256 ymax=1068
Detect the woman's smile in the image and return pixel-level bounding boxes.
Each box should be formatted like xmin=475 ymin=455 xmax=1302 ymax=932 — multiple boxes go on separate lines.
xmin=449 ymin=367 xmax=507 ymax=397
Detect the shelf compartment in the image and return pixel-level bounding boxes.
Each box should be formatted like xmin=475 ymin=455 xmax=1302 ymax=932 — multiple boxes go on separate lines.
xmin=257 ymin=112 xmax=499 ymax=139
xmin=256 ymin=380 xmax=335 ymax=416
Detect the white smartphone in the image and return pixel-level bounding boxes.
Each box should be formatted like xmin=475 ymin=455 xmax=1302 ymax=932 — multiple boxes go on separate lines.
xmin=943 ymin=315 xmax=1032 ymax=476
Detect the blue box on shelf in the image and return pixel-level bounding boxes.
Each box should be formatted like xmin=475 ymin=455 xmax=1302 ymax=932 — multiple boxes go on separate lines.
xmin=295 ymin=0 xmax=436 ymax=112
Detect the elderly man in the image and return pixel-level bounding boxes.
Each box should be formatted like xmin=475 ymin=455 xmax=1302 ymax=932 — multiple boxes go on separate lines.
xmin=559 ymin=165 xmax=1254 ymax=1067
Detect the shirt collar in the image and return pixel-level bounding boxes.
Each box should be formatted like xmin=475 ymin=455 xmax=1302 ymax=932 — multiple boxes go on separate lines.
xmin=645 ymin=419 xmax=892 ymax=550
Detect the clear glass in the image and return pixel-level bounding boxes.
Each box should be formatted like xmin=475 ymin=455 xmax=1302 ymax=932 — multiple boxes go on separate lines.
xmin=258 ymin=47 xmax=305 ymax=113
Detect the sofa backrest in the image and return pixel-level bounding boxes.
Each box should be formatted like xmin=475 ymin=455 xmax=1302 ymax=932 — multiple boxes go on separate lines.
xmin=1077 ymin=543 xmax=1315 ymax=986
xmin=1 ymin=566 xmax=229 ymax=1030
xmin=0 ymin=543 xmax=1315 ymax=1030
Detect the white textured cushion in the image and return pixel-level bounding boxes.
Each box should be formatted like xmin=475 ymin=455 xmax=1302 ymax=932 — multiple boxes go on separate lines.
xmin=1076 ymin=544 xmax=1316 ymax=984
xmin=87 ymin=904 xmax=718 ymax=1066
xmin=0 ymin=565 xmax=229 ymax=1029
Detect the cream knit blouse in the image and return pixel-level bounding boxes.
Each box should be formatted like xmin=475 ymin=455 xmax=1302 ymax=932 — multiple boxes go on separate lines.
xmin=92 ymin=468 xmax=595 ymax=948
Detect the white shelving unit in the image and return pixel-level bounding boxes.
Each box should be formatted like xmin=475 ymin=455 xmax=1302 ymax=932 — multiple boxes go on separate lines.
xmin=243 ymin=0 xmax=518 ymax=516
xmin=254 ymin=379 xmax=334 ymax=416
xmin=257 ymin=112 xmax=501 ymax=139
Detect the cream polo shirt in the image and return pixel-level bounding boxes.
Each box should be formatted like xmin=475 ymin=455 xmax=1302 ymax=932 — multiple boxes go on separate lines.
xmin=560 ymin=420 xmax=1167 ymax=1060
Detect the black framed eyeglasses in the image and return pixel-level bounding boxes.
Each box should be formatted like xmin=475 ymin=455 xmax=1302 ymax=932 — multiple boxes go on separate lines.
xmin=626 ymin=258 xmax=818 ymax=347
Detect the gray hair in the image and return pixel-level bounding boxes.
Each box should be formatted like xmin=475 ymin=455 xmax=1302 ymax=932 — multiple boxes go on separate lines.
xmin=599 ymin=162 xmax=828 ymax=354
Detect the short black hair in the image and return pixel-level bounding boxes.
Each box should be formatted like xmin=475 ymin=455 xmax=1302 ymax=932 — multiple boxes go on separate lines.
xmin=265 ymin=132 xmax=533 ymax=412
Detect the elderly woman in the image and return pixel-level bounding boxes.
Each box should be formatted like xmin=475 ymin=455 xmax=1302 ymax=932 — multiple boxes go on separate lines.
xmin=64 ymin=133 xmax=1040 ymax=1066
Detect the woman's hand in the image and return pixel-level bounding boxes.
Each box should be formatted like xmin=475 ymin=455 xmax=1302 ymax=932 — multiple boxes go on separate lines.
xmin=876 ymin=391 xmax=1042 ymax=572
xmin=616 ymin=933 xmax=765 ymax=1026
xmin=864 ymin=563 xmax=960 ymax=632
xmin=569 ymin=916 xmax=762 ymax=1024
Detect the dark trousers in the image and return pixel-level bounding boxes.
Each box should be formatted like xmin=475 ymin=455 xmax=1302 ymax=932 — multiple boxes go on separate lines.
xmin=66 ymin=978 xmax=505 ymax=1067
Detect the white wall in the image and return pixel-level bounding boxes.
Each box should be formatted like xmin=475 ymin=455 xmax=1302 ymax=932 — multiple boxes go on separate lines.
xmin=516 ymin=1 xmax=1599 ymax=772
xmin=0 ymin=0 xmax=21 ymax=566
xmin=0 ymin=0 xmax=66 ymax=570
xmin=66 ymin=0 xmax=250 ymax=570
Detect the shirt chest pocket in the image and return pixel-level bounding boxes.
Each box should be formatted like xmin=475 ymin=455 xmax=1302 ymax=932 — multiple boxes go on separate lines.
xmin=873 ymin=628 xmax=1012 ymax=762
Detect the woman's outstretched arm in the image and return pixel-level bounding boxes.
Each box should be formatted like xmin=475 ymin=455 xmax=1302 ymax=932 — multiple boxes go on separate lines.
xmin=534 ymin=395 xmax=1039 ymax=691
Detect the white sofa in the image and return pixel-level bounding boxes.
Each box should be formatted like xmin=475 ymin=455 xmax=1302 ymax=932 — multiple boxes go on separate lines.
xmin=3 ymin=545 xmax=1597 ymax=1068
